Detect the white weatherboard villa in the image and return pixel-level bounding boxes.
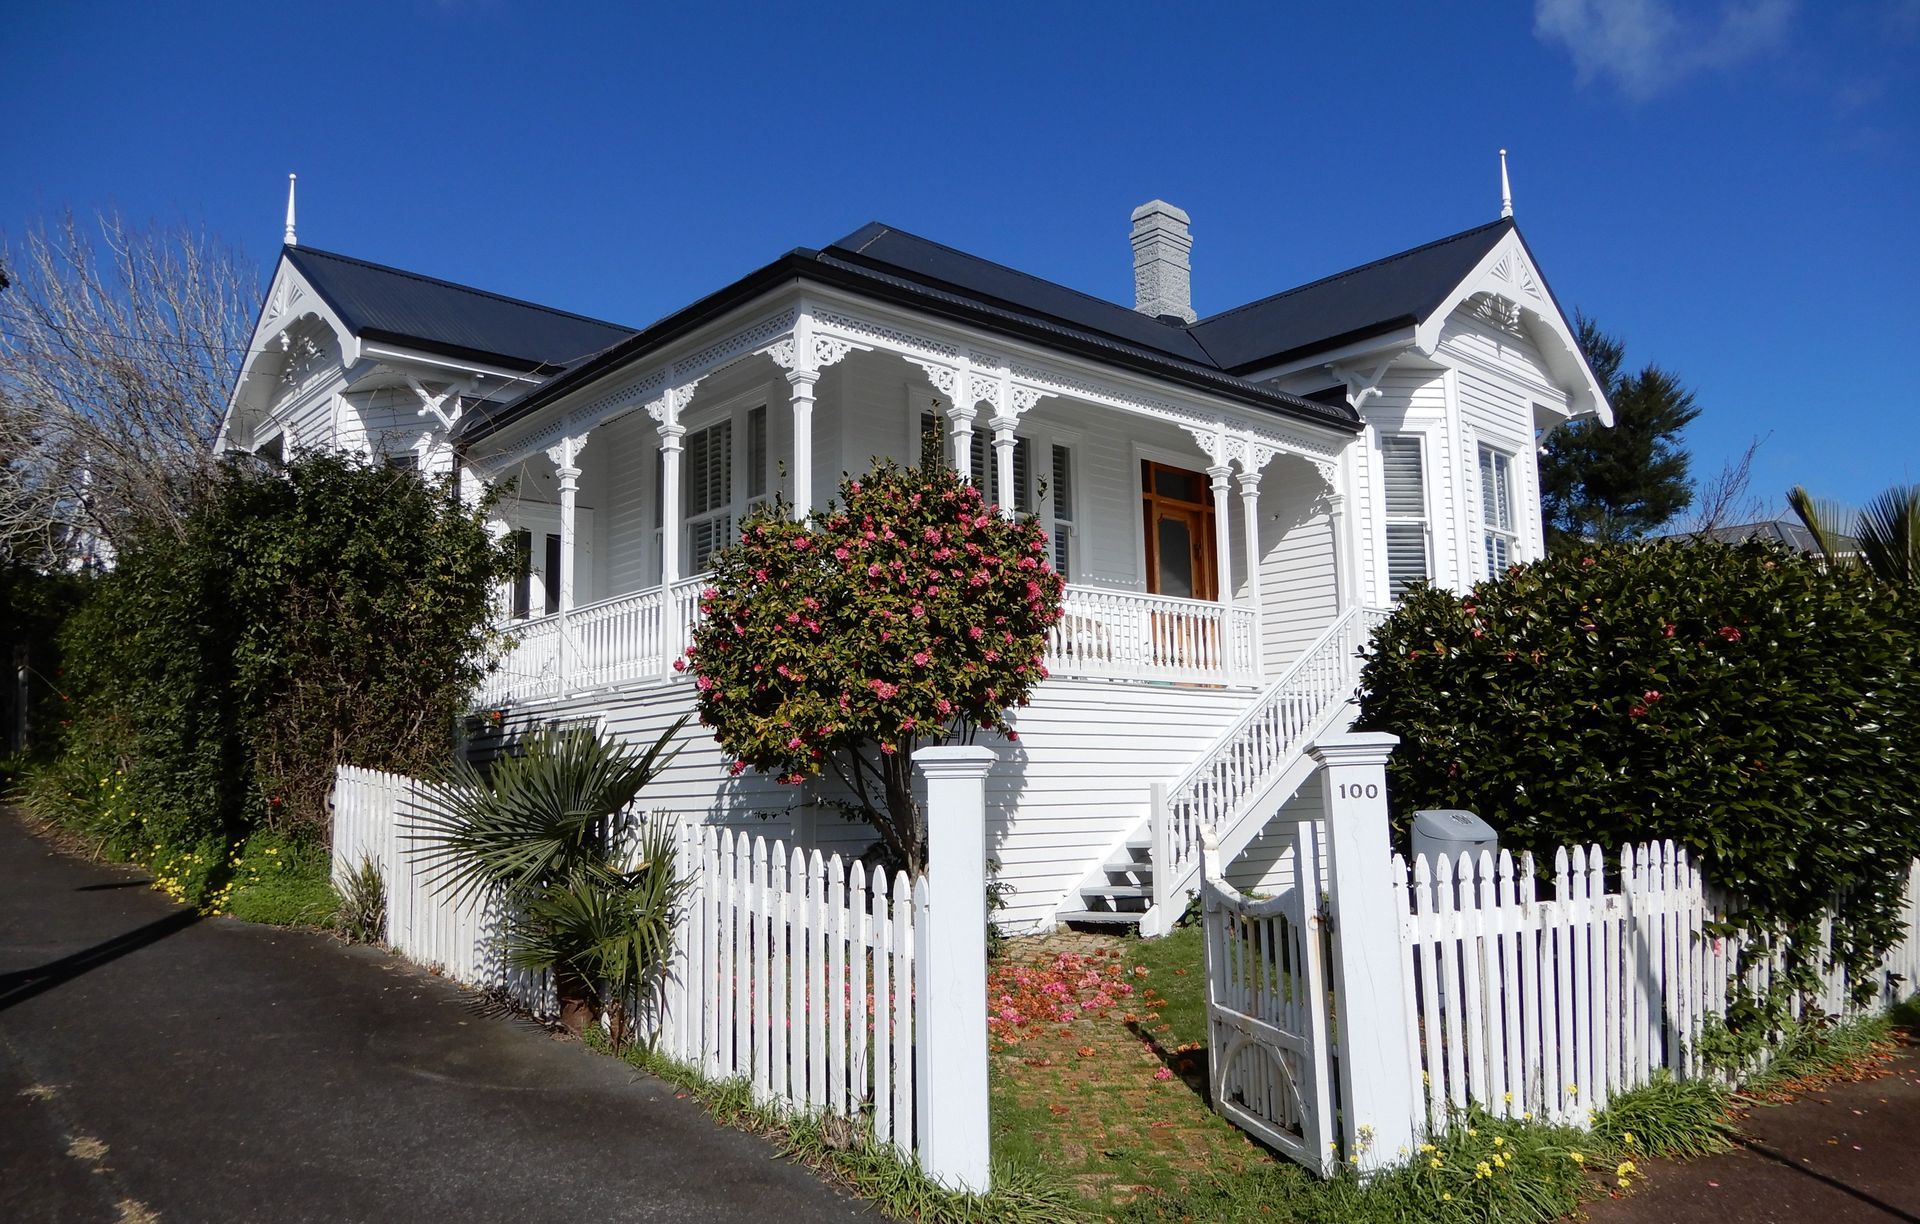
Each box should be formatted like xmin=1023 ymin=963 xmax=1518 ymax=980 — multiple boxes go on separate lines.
xmin=222 ymin=177 xmax=1610 ymax=936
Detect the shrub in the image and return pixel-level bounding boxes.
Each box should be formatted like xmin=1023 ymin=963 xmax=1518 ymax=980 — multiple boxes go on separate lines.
xmin=33 ymin=452 xmax=507 ymax=904
xmin=689 ymin=460 xmax=1064 ymax=871
xmin=223 ymin=828 xmax=339 ymax=927
xmin=336 ymin=853 xmax=387 ymax=943
xmin=410 ymin=725 xmax=684 ymax=1037
xmin=1357 ymin=539 xmax=1920 ymax=1013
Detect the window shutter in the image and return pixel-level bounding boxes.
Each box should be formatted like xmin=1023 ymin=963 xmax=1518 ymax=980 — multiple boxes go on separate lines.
xmin=1011 ymin=436 xmax=1031 ymax=512
xmin=685 ymin=420 xmax=733 ymax=517
xmin=971 ymin=429 xmax=992 ymax=496
xmin=1381 ymin=435 xmax=1426 ymax=517
xmin=687 ymin=513 xmax=733 ymax=575
xmin=747 ymin=406 xmax=767 ymax=500
xmin=1380 ymin=434 xmax=1430 ymax=598
xmin=919 ymin=412 xmax=943 ymax=467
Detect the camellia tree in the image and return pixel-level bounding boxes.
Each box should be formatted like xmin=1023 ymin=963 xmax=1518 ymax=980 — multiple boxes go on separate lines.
xmin=687 ymin=459 xmax=1065 ymax=873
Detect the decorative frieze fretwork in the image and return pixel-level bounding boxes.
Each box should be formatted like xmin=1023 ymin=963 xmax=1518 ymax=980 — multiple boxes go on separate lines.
xmin=678 ymin=308 xmax=799 ymax=378
xmin=813 ymin=310 xmax=959 ymax=362
xmin=1009 ymin=384 xmax=1052 ymax=415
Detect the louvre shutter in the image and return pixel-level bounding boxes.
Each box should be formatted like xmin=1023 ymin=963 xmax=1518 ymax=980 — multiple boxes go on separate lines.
xmin=1478 ymin=445 xmax=1517 ymax=577
xmin=687 ymin=513 xmax=734 ymax=575
xmin=1009 ymin=436 xmax=1030 ymax=512
xmin=1380 ymin=434 xmax=1430 ymax=598
xmin=971 ymin=429 xmax=992 ymax=496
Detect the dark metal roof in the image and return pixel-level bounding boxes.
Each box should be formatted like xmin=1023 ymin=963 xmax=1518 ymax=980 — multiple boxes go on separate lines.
xmin=1188 ymin=219 xmax=1515 ymax=373
xmin=826 ymin=223 xmax=1220 ymax=366
xmin=1682 ymin=519 xmax=1858 ymax=554
xmin=284 ymin=246 xmax=634 ymax=373
xmin=460 ymin=231 xmax=1363 ymax=445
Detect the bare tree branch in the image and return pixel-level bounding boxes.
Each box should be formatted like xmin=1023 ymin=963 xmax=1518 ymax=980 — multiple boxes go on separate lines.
xmin=1677 ymin=433 xmax=1769 ymax=536
xmin=0 ymin=210 xmax=254 ymax=565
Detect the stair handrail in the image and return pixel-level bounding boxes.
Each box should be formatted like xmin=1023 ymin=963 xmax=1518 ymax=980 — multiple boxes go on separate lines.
xmin=1151 ymin=605 xmax=1390 ymax=918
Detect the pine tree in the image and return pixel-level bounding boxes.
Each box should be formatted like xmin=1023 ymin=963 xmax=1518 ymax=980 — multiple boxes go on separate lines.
xmin=1539 ymin=314 xmax=1699 ymax=550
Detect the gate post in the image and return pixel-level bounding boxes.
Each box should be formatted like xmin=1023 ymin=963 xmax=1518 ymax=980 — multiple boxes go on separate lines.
xmin=1309 ymin=731 xmax=1418 ymax=1172
xmin=914 ymin=745 xmax=994 ymax=1193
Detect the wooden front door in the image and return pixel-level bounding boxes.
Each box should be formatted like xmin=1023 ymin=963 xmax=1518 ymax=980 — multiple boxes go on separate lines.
xmin=1142 ymin=461 xmax=1218 ymax=600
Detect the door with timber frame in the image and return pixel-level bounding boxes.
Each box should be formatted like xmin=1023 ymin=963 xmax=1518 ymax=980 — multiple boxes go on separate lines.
xmin=1141 ymin=460 xmax=1220 ymax=670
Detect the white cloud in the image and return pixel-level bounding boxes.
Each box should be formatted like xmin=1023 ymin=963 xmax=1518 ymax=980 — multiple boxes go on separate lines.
xmin=1534 ymin=0 xmax=1797 ymax=99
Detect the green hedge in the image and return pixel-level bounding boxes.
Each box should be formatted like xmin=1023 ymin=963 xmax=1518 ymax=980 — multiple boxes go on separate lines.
xmin=1356 ymin=540 xmax=1920 ymax=1007
xmin=29 ymin=453 xmax=507 ymax=901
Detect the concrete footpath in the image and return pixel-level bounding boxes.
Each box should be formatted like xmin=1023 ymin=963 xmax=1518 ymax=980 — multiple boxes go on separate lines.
xmin=1579 ymin=1037 xmax=1920 ymax=1224
xmin=0 ymin=810 xmax=876 ymax=1223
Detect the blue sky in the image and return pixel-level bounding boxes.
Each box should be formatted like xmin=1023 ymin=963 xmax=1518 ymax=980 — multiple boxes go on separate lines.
xmin=4 ymin=1 xmax=1915 ymax=513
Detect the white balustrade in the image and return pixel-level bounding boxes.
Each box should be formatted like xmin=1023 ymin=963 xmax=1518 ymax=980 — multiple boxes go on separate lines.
xmin=480 ymin=579 xmax=1258 ymax=707
xmin=1046 ymin=586 xmax=1259 ymax=685
xmin=1153 ymin=606 xmax=1391 ymax=916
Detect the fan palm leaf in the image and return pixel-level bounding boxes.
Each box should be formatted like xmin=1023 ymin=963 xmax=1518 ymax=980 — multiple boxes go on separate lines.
xmin=406 ymin=718 xmax=684 ymax=909
xmin=1790 ymin=483 xmax=1919 ymax=591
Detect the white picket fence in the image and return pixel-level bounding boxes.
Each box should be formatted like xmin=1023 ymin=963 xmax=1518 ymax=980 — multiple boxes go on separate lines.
xmin=1393 ymin=841 xmax=1920 ymax=1129
xmin=657 ymin=823 xmax=922 ymax=1153
xmin=328 ymin=765 xmax=941 ymax=1169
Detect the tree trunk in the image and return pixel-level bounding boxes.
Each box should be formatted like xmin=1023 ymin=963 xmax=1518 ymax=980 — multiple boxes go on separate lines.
xmin=554 ymin=966 xmax=596 ymax=1037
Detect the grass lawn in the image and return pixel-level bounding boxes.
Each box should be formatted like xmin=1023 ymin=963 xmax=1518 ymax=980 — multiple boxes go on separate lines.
xmin=987 ymin=925 xmax=1321 ymax=1217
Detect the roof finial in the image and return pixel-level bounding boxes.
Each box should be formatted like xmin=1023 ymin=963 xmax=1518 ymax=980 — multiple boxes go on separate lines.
xmin=1498 ymin=149 xmax=1513 ymax=219
xmin=284 ymin=173 xmax=298 ymax=247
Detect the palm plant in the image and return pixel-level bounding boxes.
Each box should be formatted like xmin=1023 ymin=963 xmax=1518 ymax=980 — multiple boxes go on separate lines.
xmin=1789 ymin=483 xmax=1919 ymax=591
xmin=408 ymin=720 xmax=685 ymax=1036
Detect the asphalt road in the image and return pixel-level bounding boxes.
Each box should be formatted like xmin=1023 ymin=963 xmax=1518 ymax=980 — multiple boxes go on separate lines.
xmin=0 ymin=810 xmax=876 ymax=1223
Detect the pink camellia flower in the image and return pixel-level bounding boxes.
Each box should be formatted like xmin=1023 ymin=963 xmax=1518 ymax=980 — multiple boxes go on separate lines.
xmin=1006 ymin=730 xmax=1019 ymax=742
xmin=968 ymin=625 xmax=984 ymax=640
xmin=867 ymin=563 xmax=883 ymax=578
xmin=729 ymin=760 xmax=747 ymax=776
xmin=1718 ymin=626 xmax=1743 ymax=642
xmin=914 ymin=652 xmax=930 ymax=666
xmin=672 ymin=657 xmax=687 ymax=672
xmin=834 ymin=546 xmax=851 ymax=561
xmin=787 ymin=735 xmax=804 ymax=750
xmin=1153 ymin=1067 xmax=1174 ymax=1082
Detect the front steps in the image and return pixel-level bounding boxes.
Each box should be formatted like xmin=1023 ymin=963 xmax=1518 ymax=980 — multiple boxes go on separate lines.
xmin=1054 ymin=832 xmax=1155 ymax=928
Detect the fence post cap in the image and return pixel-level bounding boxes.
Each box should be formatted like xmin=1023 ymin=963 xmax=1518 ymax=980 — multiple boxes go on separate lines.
xmin=1307 ymin=731 xmax=1399 ymax=767
xmin=914 ymin=744 xmax=997 ymax=778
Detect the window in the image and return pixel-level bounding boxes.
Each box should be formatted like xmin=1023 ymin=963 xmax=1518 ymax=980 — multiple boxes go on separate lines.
xmin=385 ymin=452 xmax=419 ymax=473
xmin=510 ymin=529 xmax=533 ymax=620
xmin=543 ymin=533 xmax=562 ymax=615
xmin=1049 ymin=443 xmax=1075 ymax=577
xmin=1380 ymin=434 xmax=1430 ymax=599
xmin=746 ymin=405 xmax=769 ymax=506
xmin=1479 ymin=444 xmax=1517 ymax=576
xmin=684 ymin=418 xmax=734 ymax=574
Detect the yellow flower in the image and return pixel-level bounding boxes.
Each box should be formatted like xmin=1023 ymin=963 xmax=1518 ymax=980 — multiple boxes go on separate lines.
xmin=1503 ymin=1091 xmax=1513 ymax=1103
xmin=1617 ymin=1177 xmax=1631 ymax=1189
xmin=1492 ymin=1136 xmax=1504 ymax=1147
xmin=1430 ymin=1158 xmax=1443 ymax=1169
xmin=1616 ymin=1160 xmax=1636 ymax=1177
xmin=1419 ymin=1143 xmax=1437 ymax=1154
xmin=1467 ymin=1128 xmax=1478 ymax=1137
xmin=1623 ymin=1132 xmax=1637 ymax=1146
xmin=1441 ymin=1193 xmax=1452 ymax=1201
xmin=1475 ymin=1162 xmax=1491 ymax=1179
xmin=1570 ymin=1151 xmax=1585 ymax=1164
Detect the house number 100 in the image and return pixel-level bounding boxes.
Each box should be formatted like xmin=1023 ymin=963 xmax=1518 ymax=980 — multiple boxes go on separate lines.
xmin=1337 ymin=783 xmax=1380 ymax=800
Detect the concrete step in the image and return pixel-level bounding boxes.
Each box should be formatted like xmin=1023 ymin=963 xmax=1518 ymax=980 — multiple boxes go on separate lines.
xmin=1055 ymin=909 xmax=1146 ymax=928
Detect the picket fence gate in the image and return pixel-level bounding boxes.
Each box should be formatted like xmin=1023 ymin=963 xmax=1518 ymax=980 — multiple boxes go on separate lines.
xmin=1394 ymin=841 xmax=1920 ymax=1130
xmin=329 ymin=766 xmax=925 ymax=1158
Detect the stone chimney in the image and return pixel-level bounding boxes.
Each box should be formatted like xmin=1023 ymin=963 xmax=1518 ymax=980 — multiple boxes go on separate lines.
xmin=1130 ymin=200 xmax=1194 ymax=324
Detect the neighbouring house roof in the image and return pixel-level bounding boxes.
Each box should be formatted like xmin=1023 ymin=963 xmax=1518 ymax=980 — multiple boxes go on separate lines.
xmin=1186 ymin=219 xmax=1518 ymax=373
xmin=283 ymin=246 xmax=634 ymax=373
xmin=1680 ymin=519 xmax=1858 ymax=555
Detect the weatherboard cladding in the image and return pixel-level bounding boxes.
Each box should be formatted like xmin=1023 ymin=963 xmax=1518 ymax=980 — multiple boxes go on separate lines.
xmin=284 ymin=246 xmax=633 ymax=372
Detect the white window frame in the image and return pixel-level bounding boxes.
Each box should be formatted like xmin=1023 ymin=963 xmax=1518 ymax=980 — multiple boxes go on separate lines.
xmin=1378 ymin=431 xmax=1432 ymax=600
xmin=1478 ymin=442 xmax=1519 ymax=579
xmin=658 ymin=385 xmax=776 ymax=580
